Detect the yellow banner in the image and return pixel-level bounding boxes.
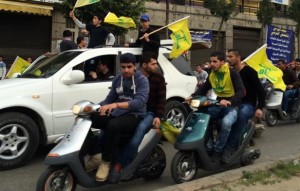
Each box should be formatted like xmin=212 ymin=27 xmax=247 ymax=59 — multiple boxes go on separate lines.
xmin=168 ymin=17 xmax=192 ymax=59
xmin=6 ymin=56 xmax=31 ymax=78
xmin=74 ymin=0 xmax=100 ymax=8
xmin=243 ymin=44 xmax=286 ymax=91
xmin=104 ymin=12 xmax=136 ymax=29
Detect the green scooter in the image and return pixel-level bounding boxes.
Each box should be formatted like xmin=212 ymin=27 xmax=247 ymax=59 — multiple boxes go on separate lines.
xmin=170 ymin=96 xmax=261 ymax=183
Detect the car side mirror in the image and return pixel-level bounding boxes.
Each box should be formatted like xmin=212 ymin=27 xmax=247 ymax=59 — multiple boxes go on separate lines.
xmin=61 ymin=70 xmax=85 ymax=85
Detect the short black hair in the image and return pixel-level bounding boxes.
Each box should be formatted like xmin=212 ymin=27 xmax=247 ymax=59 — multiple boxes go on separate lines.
xmin=277 ymin=58 xmax=286 ymax=64
xmin=210 ymin=51 xmax=225 ymax=62
xmin=95 ymin=14 xmax=104 ymax=21
xmin=228 ymin=49 xmax=242 ymax=57
xmin=76 ymin=36 xmax=84 ymax=44
xmin=63 ymin=30 xmax=72 ymax=38
xmin=295 ymin=58 xmax=300 ymax=62
xmin=139 ymin=51 xmax=156 ymax=67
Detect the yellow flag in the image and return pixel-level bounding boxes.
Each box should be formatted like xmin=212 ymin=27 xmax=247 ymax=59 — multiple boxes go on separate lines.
xmin=104 ymin=12 xmax=136 ymax=29
xmin=168 ymin=17 xmax=192 ymax=59
xmin=74 ymin=0 xmax=100 ymax=8
xmin=243 ymin=44 xmax=286 ymax=91
xmin=6 ymin=56 xmax=31 ymax=78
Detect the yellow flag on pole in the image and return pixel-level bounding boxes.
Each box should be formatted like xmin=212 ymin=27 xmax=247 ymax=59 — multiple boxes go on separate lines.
xmin=168 ymin=16 xmax=192 ymax=59
xmin=104 ymin=12 xmax=136 ymax=29
xmin=243 ymin=44 xmax=286 ymax=91
xmin=74 ymin=0 xmax=100 ymax=8
xmin=6 ymin=56 xmax=31 ymax=78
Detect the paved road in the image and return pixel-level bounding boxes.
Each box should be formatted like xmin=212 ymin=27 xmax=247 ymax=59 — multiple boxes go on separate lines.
xmin=2 ymin=120 xmax=300 ymax=191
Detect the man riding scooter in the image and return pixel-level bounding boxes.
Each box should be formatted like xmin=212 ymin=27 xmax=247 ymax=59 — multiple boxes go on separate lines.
xmin=186 ymin=51 xmax=245 ymax=162
xmin=224 ymin=49 xmax=265 ymax=163
xmin=277 ymin=59 xmax=299 ymax=116
xmin=86 ymin=53 xmax=149 ymax=182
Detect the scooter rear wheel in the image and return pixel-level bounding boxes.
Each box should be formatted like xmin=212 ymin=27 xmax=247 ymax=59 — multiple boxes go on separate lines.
xmin=265 ymin=110 xmax=278 ymax=127
xmin=142 ymin=145 xmax=166 ymax=181
xmin=171 ymin=151 xmax=198 ymax=184
xmin=36 ymin=166 xmax=77 ymax=191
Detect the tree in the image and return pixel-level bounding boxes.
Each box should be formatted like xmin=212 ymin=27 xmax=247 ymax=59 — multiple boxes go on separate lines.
xmin=256 ymin=0 xmax=276 ymax=47
xmin=53 ymin=0 xmax=147 ymax=36
xmin=288 ymin=0 xmax=300 ymax=56
xmin=204 ymin=0 xmax=237 ymax=51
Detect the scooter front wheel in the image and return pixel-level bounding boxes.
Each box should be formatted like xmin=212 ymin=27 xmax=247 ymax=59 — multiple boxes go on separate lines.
xmin=265 ymin=110 xmax=278 ymax=127
xmin=36 ymin=166 xmax=77 ymax=191
xmin=171 ymin=151 xmax=198 ymax=184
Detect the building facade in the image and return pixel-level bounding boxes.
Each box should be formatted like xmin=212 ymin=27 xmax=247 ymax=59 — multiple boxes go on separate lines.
xmin=0 ymin=0 xmax=298 ymax=68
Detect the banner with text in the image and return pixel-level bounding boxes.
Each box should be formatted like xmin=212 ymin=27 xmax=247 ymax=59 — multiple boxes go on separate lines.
xmin=190 ymin=30 xmax=212 ymax=49
xmin=266 ymin=25 xmax=294 ymax=64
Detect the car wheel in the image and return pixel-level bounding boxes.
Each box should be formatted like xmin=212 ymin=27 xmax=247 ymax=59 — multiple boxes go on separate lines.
xmin=165 ymin=100 xmax=189 ymax=130
xmin=0 ymin=112 xmax=39 ymax=170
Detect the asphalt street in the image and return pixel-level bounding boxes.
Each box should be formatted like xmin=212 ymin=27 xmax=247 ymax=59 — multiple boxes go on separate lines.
xmin=1 ymin=120 xmax=300 ymax=191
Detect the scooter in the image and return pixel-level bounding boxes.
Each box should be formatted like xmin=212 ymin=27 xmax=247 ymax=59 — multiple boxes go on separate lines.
xmin=264 ymin=88 xmax=300 ymax=127
xmin=170 ymin=96 xmax=261 ymax=184
xmin=36 ymin=100 xmax=166 ymax=191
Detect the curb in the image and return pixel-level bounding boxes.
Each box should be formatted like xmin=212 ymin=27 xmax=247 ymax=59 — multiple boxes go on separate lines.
xmin=155 ymin=154 xmax=300 ymax=191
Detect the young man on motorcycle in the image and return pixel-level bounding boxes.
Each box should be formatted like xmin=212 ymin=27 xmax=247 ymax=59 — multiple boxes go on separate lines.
xmin=224 ymin=49 xmax=265 ymax=163
xmin=110 ymin=51 xmax=166 ymax=181
xmin=277 ymin=59 xmax=298 ymax=116
xmin=87 ymin=53 xmax=149 ymax=182
xmin=186 ymin=51 xmax=245 ymax=162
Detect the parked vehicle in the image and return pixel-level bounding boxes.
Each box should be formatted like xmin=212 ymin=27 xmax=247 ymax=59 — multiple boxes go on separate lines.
xmin=0 ymin=45 xmax=197 ymax=170
xmin=264 ymin=88 xmax=300 ymax=127
xmin=170 ymin=96 xmax=260 ymax=183
xmin=36 ymin=100 xmax=166 ymax=190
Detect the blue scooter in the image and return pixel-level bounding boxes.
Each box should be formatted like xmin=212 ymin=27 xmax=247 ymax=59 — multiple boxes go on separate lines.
xmin=170 ymin=96 xmax=260 ymax=183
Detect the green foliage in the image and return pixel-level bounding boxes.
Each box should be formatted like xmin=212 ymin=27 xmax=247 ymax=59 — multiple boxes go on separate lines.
xmin=203 ymin=0 xmax=237 ymax=22
xmin=256 ymin=0 xmax=276 ymax=27
xmin=240 ymin=160 xmax=300 ymax=186
xmin=288 ymin=0 xmax=300 ymax=33
xmin=54 ymin=0 xmax=147 ymax=36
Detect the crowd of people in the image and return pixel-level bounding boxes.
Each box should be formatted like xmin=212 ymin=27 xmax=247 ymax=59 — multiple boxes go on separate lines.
xmin=1 ymin=10 xmax=300 ymax=184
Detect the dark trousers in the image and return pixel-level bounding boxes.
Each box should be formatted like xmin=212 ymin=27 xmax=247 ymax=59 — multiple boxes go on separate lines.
xmin=91 ymin=113 xmax=141 ymax=162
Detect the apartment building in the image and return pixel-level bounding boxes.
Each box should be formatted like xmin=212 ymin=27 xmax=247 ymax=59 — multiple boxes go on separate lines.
xmin=0 ymin=0 xmax=296 ymax=67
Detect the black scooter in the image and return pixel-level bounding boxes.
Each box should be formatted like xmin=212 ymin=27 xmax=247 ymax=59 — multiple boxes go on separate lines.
xmin=36 ymin=100 xmax=166 ymax=191
xmin=170 ymin=96 xmax=260 ymax=183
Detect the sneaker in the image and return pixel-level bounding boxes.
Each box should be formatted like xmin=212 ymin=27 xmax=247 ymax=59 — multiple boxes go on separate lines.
xmin=109 ymin=163 xmax=122 ymax=183
xmin=95 ymin=160 xmax=110 ymax=182
xmin=221 ymin=148 xmax=235 ymax=164
xmin=85 ymin=154 xmax=102 ymax=172
xmin=212 ymin=151 xmax=222 ymax=163
xmin=283 ymin=111 xmax=287 ymax=116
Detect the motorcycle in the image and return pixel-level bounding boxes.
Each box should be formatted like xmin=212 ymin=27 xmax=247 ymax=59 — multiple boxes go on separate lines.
xmin=36 ymin=100 xmax=166 ymax=191
xmin=264 ymin=88 xmax=300 ymax=127
xmin=170 ymin=96 xmax=261 ymax=184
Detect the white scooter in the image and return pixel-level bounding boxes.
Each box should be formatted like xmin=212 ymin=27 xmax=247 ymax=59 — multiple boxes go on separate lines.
xmin=36 ymin=100 xmax=166 ymax=191
xmin=265 ymin=88 xmax=300 ymax=127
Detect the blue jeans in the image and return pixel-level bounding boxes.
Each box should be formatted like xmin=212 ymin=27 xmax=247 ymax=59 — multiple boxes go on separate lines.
xmin=206 ymin=106 xmax=238 ymax=153
xmin=117 ymin=112 xmax=154 ymax=166
xmin=282 ymin=89 xmax=298 ymax=112
xmin=226 ymin=103 xmax=255 ymax=150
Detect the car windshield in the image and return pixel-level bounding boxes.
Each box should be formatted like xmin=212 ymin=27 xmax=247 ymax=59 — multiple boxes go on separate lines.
xmin=20 ymin=52 xmax=82 ymax=78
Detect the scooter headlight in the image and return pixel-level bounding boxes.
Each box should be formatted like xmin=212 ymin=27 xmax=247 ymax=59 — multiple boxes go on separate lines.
xmin=191 ymin=99 xmax=201 ymax=108
xmin=72 ymin=104 xmax=81 ymax=114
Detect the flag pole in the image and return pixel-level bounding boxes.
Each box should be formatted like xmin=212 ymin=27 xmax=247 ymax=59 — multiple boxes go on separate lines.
xmin=242 ymin=44 xmax=267 ymax=63
xmin=139 ymin=16 xmax=190 ymax=40
xmin=72 ymin=0 xmax=78 ymax=11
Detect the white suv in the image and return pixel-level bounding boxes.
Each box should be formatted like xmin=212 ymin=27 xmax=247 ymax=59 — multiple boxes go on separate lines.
xmin=0 ymin=46 xmax=197 ymax=170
